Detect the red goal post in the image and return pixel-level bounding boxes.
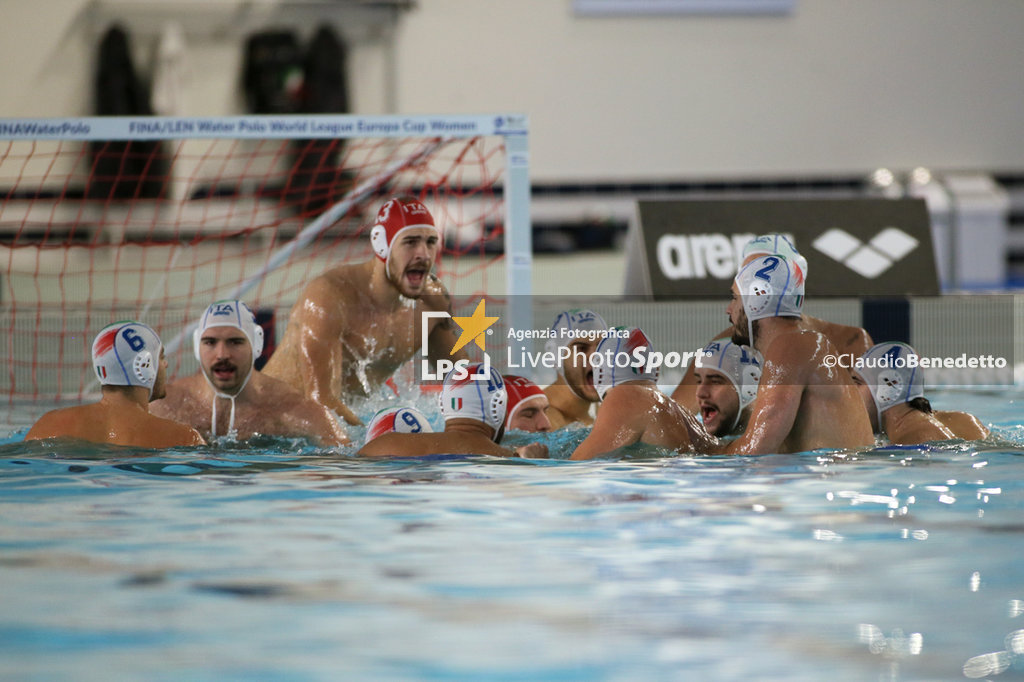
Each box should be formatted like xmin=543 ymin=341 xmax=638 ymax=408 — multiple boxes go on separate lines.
xmin=0 ymin=113 xmax=531 ymax=404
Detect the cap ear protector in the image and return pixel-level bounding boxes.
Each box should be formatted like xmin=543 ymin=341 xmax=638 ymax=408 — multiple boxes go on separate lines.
xmin=439 ymin=363 xmax=508 ymax=442
xmin=739 ymin=360 xmax=763 ymax=406
xmin=133 ymin=349 xmax=157 ymax=387
xmin=591 ymin=327 xmax=659 ymax=402
xmin=855 ymin=342 xmax=925 ymax=430
xmin=875 ymin=369 xmax=908 ymax=406
xmin=192 ymin=300 xmax=265 ymax=365
xmin=696 ymin=341 xmax=763 ymax=412
xmin=370 ymin=223 xmax=390 ymax=261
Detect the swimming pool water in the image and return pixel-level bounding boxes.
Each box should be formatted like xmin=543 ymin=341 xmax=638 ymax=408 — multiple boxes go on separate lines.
xmin=1 ymin=389 xmax=1023 ymax=681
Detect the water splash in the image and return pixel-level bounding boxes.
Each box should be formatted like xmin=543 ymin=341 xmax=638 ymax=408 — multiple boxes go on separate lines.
xmin=342 ymin=335 xmax=379 ymax=397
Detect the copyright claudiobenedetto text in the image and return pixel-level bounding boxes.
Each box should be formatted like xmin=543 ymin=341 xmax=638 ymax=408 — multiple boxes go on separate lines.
xmin=823 ymin=353 xmax=1007 ymax=370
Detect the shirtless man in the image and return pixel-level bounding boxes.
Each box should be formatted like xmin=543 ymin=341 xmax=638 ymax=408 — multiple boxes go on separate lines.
xmin=262 ymin=196 xmax=466 ymax=425
xmin=542 ymin=309 xmax=608 ymax=429
xmin=672 ymin=233 xmax=872 ymax=412
xmin=358 ymin=364 xmax=547 ymax=458
xmin=571 ymin=328 xmax=713 ymax=460
xmin=852 ymin=342 xmax=990 ymax=444
xmin=503 ymin=375 xmax=552 ymax=433
xmin=151 ymin=300 xmax=349 ymax=446
xmin=693 ymin=340 xmax=763 ymax=438
xmin=25 ymin=321 xmax=205 ymax=448
xmin=713 ymin=254 xmax=874 ymax=454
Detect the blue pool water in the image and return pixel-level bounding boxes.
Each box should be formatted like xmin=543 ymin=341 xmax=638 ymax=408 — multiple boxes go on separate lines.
xmin=1 ymin=389 xmax=1023 ymax=681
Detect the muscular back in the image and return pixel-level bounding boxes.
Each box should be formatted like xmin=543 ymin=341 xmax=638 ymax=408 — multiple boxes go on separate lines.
xmin=358 ymin=431 xmax=513 ymax=457
xmin=25 ymin=402 xmax=204 ymax=448
xmin=673 ymin=315 xmax=872 ymax=413
xmin=732 ymin=327 xmax=874 ymax=455
xmin=571 ymin=383 xmax=709 ymax=460
xmin=806 ymin=316 xmax=873 ymax=359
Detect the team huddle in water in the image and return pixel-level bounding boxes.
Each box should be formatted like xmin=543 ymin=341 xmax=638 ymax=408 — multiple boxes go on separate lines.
xmin=25 ymin=197 xmax=989 ymax=458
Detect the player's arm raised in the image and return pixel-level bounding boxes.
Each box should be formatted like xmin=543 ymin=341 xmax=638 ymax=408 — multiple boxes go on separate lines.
xmin=293 ymin=279 xmax=361 ymax=425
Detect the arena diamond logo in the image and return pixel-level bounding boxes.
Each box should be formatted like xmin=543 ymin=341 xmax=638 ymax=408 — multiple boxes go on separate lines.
xmin=420 ymin=299 xmax=497 ymax=381
xmin=812 ymin=227 xmax=919 ymax=279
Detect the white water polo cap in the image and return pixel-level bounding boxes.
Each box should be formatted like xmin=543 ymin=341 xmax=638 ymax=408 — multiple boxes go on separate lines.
xmin=741 ymin=233 xmax=808 ymax=278
xmin=92 ymin=321 xmax=163 ymax=398
xmin=369 ymin=197 xmax=439 ymax=278
xmin=364 ymin=405 xmax=434 ymax=445
xmin=735 ymin=254 xmax=805 ymax=342
xmin=439 ymin=363 xmax=508 ymax=440
xmin=592 ymin=327 xmax=659 ymax=401
xmin=192 ymin=299 xmax=265 ymax=437
xmin=543 ymin=308 xmax=609 ymax=372
xmin=857 ymin=342 xmax=925 ymax=425
xmin=192 ymin=299 xmax=264 ymax=366
xmin=696 ymin=340 xmax=763 ymax=428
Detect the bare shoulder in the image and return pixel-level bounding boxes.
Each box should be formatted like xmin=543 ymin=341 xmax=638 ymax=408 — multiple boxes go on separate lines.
xmin=545 ymin=405 xmax=572 ymax=431
xmin=358 ymin=431 xmax=433 ymax=457
xmin=807 ymin=316 xmax=872 ymax=356
xmin=149 ymin=414 xmax=205 ymax=446
xmin=152 ymin=375 xmax=204 ymax=412
xmin=358 ymin=431 xmax=507 ymax=457
xmin=601 ymin=383 xmax=658 ymax=414
xmin=594 ymin=384 xmax=660 ymax=436
xmin=301 ymin=263 xmax=367 ymax=305
xmin=25 ymin=406 xmax=79 ymax=440
xmin=934 ymin=409 xmax=990 ymax=440
xmin=758 ymin=328 xmax=828 ymax=387
xmin=287 ymin=269 xmax=364 ymax=333
xmin=762 ymin=327 xmax=822 ymax=362
xmin=892 ymin=412 xmax=955 ymax=445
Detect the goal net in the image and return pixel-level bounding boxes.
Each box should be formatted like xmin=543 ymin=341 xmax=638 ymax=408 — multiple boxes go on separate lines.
xmin=0 ymin=114 xmax=530 ymax=405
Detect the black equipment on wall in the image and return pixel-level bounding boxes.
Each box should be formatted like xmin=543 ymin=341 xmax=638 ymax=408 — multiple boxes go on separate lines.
xmin=88 ymin=25 xmax=168 ymax=200
xmin=242 ymin=30 xmax=304 ymax=115
xmin=288 ymin=25 xmax=353 ymax=217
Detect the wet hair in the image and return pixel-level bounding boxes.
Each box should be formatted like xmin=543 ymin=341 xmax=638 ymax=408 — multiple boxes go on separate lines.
xmin=908 ymin=396 xmax=933 ymax=414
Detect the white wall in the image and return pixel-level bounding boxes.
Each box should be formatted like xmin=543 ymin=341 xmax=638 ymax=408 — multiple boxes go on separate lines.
xmin=2 ymin=0 xmax=1023 ymax=181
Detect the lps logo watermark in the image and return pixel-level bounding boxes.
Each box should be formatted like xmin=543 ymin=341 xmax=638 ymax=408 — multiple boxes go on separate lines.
xmin=813 ymin=227 xmax=918 ymax=278
xmin=420 ymin=299 xmax=498 ymax=381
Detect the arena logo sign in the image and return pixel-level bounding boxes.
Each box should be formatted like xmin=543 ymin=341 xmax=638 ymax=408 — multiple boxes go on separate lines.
xmin=656 ymin=232 xmax=786 ymax=280
xmin=627 ymin=198 xmax=939 ymax=297
xmin=420 ymin=299 xmax=497 ymax=381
